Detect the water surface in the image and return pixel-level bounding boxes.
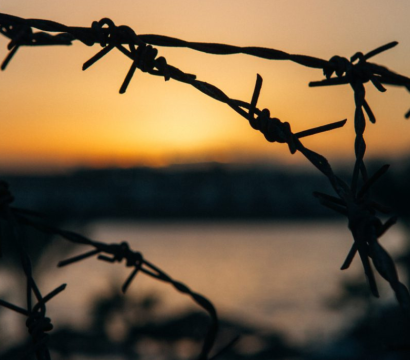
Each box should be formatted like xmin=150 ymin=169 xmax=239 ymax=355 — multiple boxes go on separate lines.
xmin=4 ymin=220 xmax=407 ymax=348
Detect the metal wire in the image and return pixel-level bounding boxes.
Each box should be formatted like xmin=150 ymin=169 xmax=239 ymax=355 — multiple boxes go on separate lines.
xmin=1 ymin=11 xmax=410 ymax=359
xmin=0 ymin=203 xmax=219 ymax=360
xmin=0 ymin=212 xmax=66 ymax=360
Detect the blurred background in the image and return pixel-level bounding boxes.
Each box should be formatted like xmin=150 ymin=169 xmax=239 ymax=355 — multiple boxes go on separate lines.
xmin=1 ymin=1 xmax=410 ymax=359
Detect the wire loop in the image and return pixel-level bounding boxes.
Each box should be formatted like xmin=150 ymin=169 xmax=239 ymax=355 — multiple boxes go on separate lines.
xmin=1 ymin=11 xmax=410 ymax=357
xmin=250 ymin=109 xmax=297 ymax=154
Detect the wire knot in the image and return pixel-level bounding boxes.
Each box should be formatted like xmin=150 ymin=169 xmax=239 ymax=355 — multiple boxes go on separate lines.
xmin=91 ymin=18 xmax=119 ymax=48
xmin=323 ymin=52 xmax=386 ymax=93
xmin=98 ymin=241 xmax=144 ymax=271
xmin=324 ymin=53 xmax=373 ymax=83
xmin=26 ymin=312 xmax=53 ymax=345
xmin=324 ymin=55 xmax=352 ymax=79
xmin=118 ymin=43 xmax=169 ymax=93
xmin=129 ymin=42 xmax=170 ymax=80
xmin=250 ymin=109 xmax=297 ymax=153
xmin=132 ymin=44 xmax=159 ymax=73
xmin=86 ymin=18 xmax=170 ymax=93
xmin=99 ymin=242 xmax=143 ymax=293
xmin=108 ymin=241 xmax=143 ymax=267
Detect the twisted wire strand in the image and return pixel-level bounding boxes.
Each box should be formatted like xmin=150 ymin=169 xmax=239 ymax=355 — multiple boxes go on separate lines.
xmin=0 ymin=12 xmax=405 ymax=298
xmin=1 ymin=13 xmax=409 ymax=116
xmin=0 ymin=224 xmax=65 ymax=360
xmin=0 ymin=11 xmax=410 ymax=354
xmin=0 ymin=12 xmax=408 ymax=188
xmin=314 ymin=164 xmax=410 ymax=315
xmin=10 ymin=210 xmax=219 ymax=360
xmin=0 ymin=12 xmax=372 ymax=192
xmin=0 ymin=191 xmax=67 ymax=360
xmin=0 ymin=14 xmax=349 ymax=189
xmin=1 ymin=15 xmax=410 ymax=90
xmin=0 ymin=14 xmax=402 ymax=188
xmin=1 ymin=13 xmax=408 ymax=84
xmin=309 ymin=44 xmax=401 ymax=196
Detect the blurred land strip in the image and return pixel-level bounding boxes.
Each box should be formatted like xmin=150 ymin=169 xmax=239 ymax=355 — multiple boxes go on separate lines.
xmin=2 ymin=161 xmax=406 ymax=221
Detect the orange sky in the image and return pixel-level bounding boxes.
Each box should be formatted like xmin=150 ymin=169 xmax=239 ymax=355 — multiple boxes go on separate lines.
xmin=1 ymin=1 xmax=410 ymax=172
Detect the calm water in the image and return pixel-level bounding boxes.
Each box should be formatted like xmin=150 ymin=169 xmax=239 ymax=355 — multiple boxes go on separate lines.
xmin=1 ymin=220 xmax=407 ymax=348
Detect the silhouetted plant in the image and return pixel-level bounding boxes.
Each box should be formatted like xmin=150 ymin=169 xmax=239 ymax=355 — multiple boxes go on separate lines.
xmin=0 ymin=11 xmax=410 ymax=359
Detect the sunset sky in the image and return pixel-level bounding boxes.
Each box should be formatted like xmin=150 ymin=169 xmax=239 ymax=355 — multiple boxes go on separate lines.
xmin=1 ymin=1 xmax=410 ymax=172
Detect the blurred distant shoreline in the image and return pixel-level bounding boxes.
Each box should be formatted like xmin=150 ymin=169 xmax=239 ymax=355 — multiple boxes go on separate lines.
xmin=2 ymin=160 xmax=408 ymax=221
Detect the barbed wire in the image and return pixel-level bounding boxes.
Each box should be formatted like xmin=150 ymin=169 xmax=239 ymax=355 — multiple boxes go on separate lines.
xmin=0 ymin=253 xmax=66 ymax=360
xmin=0 ymin=14 xmax=353 ymax=232
xmin=314 ymin=165 xmax=410 ymax=315
xmin=1 ymin=11 xmax=410 ymax=358
xmin=1 ymin=14 xmax=409 ymax=107
xmin=0 ymin=14 xmax=349 ymax=183
xmin=0 ymin=183 xmax=229 ymax=360
xmin=0 ymin=186 xmax=66 ymax=360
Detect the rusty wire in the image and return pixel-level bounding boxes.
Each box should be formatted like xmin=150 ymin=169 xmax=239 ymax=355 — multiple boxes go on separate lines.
xmin=1 ymin=10 xmax=410 ymax=358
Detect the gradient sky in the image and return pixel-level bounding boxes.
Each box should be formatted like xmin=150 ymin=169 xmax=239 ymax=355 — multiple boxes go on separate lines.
xmin=1 ymin=1 xmax=410 ymax=172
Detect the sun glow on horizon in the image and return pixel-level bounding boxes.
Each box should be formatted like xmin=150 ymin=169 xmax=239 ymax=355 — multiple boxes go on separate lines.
xmin=1 ymin=1 xmax=410 ymax=172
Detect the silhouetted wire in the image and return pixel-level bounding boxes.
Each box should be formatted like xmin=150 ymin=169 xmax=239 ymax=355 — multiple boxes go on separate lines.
xmin=0 ymin=269 xmax=65 ymax=360
xmin=1 ymin=178 xmax=222 ymax=359
xmin=1 ymin=11 xmax=409 ymax=304
xmin=0 ymin=196 xmax=65 ymax=360
xmin=11 ymin=211 xmax=220 ymax=360
xmin=314 ymin=164 xmax=410 ymax=315
xmin=1 ymin=14 xmax=406 ymax=195
xmin=1 ymin=11 xmax=410 ymax=358
xmin=1 ymin=14 xmax=409 ymax=112
xmin=1 ymin=14 xmax=409 ymax=100
xmin=0 ymin=14 xmax=349 ymax=182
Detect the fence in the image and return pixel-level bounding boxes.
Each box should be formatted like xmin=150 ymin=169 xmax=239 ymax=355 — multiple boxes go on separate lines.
xmin=0 ymin=11 xmax=410 ymax=359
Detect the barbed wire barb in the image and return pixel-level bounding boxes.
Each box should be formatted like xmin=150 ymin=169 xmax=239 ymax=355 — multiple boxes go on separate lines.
xmin=7 ymin=209 xmax=220 ymax=360
xmin=0 ymin=252 xmax=66 ymax=360
xmin=1 ymin=10 xmax=410 ymax=358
